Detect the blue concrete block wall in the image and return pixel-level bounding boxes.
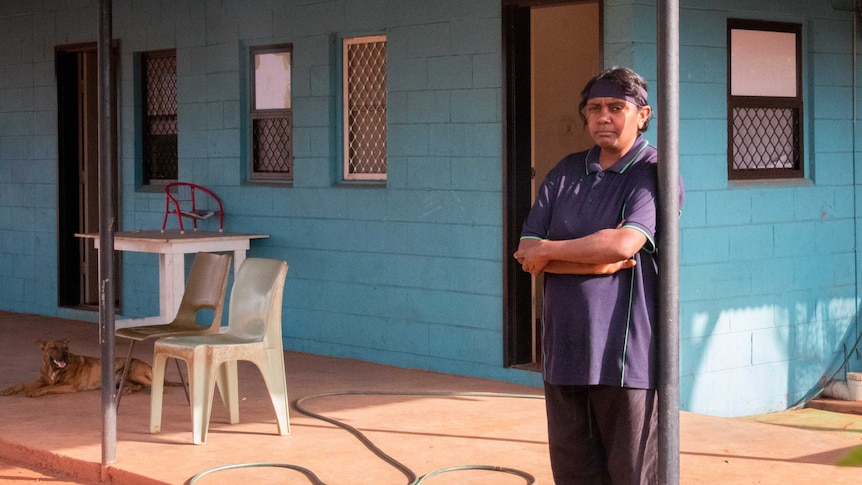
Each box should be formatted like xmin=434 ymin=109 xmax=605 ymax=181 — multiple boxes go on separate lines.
xmin=0 ymin=1 xmax=58 ymax=317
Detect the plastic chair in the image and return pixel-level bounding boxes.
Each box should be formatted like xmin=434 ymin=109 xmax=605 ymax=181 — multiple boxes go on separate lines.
xmin=115 ymin=252 xmax=232 ymax=407
xmin=150 ymin=258 xmax=289 ymax=444
xmin=162 ymin=182 xmax=224 ymax=233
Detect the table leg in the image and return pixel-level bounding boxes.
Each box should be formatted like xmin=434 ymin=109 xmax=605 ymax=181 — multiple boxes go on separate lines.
xmin=232 ymin=249 xmax=247 ymax=276
xmin=161 ymin=253 xmax=186 ymax=323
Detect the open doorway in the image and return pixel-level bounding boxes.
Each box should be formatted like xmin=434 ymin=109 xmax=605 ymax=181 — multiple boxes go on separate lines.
xmin=56 ymin=43 xmax=120 ymax=309
xmin=503 ymin=1 xmax=601 ymax=369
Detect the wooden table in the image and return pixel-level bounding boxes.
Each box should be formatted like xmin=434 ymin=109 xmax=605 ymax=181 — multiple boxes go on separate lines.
xmin=77 ymin=230 xmax=269 ymax=327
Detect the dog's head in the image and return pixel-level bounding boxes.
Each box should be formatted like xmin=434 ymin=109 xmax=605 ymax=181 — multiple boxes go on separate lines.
xmin=37 ymin=339 xmax=71 ymax=370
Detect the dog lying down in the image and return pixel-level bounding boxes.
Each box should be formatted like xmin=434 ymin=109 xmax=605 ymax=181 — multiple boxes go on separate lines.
xmin=0 ymin=338 xmax=177 ymax=398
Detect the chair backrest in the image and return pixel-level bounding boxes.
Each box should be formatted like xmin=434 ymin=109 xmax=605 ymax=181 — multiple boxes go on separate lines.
xmin=169 ymin=252 xmax=232 ymax=333
xmin=226 ymin=258 xmax=288 ymax=346
xmin=162 ymin=182 xmax=224 ymax=232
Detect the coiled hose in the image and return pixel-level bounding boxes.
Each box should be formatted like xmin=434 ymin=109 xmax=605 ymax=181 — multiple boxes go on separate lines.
xmin=188 ymin=390 xmax=544 ymax=485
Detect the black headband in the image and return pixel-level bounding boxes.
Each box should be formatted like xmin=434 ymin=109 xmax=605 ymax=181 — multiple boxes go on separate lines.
xmin=586 ymin=78 xmax=648 ymax=106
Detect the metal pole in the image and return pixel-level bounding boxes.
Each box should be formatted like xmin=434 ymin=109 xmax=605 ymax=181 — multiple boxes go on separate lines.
xmin=657 ymin=0 xmax=681 ymax=484
xmin=97 ymin=0 xmax=117 ymax=467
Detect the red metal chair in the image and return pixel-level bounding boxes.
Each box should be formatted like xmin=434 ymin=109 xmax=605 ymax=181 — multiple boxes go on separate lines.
xmin=161 ymin=182 xmax=224 ymax=233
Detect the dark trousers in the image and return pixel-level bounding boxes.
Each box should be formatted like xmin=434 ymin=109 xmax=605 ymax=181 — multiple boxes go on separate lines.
xmin=544 ymin=383 xmax=658 ymax=485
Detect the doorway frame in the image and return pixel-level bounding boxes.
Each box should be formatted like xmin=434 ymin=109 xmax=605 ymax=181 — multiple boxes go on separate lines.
xmin=502 ymin=0 xmax=603 ymax=368
xmin=56 ymin=42 xmax=121 ymax=310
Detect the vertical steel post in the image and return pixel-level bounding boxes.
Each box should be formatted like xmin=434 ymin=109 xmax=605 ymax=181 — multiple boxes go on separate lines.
xmin=657 ymin=0 xmax=681 ymax=484
xmin=97 ymin=0 xmax=116 ymax=467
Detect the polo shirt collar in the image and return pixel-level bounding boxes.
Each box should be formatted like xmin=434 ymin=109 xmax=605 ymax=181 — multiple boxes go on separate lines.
xmin=585 ymin=136 xmax=649 ymax=175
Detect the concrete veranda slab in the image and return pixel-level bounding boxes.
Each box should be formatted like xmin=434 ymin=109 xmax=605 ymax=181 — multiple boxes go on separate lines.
xmin=0 ymin=310 xmax=860 ymax=484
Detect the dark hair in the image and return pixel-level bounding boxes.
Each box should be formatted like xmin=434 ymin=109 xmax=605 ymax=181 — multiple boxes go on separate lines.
xmin=578 ymin=66 xmax=651 ymax=134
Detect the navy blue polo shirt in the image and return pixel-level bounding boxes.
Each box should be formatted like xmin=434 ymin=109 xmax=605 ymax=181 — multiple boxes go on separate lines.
xmin=520 ymin=136 xmax=668 ymax=389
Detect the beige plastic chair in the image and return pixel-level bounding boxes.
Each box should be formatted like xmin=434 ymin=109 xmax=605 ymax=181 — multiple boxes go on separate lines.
xmin=115 ymin=252 xmax=232 ymax=407
xmin=149 ymin=258 xmax=290 ymax=444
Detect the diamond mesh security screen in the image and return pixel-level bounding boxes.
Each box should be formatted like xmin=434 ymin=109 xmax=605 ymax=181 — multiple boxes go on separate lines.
xmin=730 ymin=106 xmax=799 ymax=172
xmin=252 ymin=114 xmax=292 ymax=176
xmin=142 ymin=51 xmax=178 ymax=182
xmin=344 ymin=36 xmax=387 ymax=180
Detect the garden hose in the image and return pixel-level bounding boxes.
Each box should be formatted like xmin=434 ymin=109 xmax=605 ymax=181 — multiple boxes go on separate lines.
xmin=188 ymin=462 xmax=327 ymax=485
xmin=412 ymin=464 xmax=538 ymax=484
xmin=188 ymin=390 xmax=544 ymax=485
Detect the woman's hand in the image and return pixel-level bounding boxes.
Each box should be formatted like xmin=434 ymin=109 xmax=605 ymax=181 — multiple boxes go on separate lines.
xmin=514 ymin=239 xmax=550 ymax=276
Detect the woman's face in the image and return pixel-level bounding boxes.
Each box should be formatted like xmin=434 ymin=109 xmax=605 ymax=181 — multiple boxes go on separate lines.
xmin=584 ymin=97 xmax=651 ymax=158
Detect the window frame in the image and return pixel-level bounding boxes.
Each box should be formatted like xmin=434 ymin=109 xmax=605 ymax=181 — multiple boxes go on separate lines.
xmin=140 ymin=49 xmax=178 ymax=186
xmin=342 ymin=35 xmax=388 ymax=182
xmin=726 ymin=18 xmax=804 ymax=180
xmin=249 ymin=43 xmax=294 ymax=183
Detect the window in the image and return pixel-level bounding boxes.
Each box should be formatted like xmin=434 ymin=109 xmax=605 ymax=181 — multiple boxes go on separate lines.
xmin=250 ymin=44 xmax=293 ymax=182
xmin=727 ymin=19 xmax=803 ymax=180
xmin=343 ymin=35 xmax=387 ymax=181
xmin=141 ymin=50 xmax=177 ymax=184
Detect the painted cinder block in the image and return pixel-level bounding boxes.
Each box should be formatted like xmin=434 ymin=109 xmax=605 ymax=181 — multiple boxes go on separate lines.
xmin=367 ymin=220 xmax=447 ymax=257
xmin=407 ymin=157 xmax=451 ymax=190
xmin=792 ymin=186 xmax=840 ymax=221
xmin=472 ymin=53 xmax=501 ymax=89
xmin=679 ymin=336 xmax=708 ymax=376
xmin=814 ymin=85 xmax=853 ymax=120
xmin=814 ymin=119 xmax=853 ymax=153
xmin=205 ymin=71 xmax=238 ymax=102
xmin=678 ymin=120 xmax=726 ymax=157
xmin=751 ymin=326 xmax=792 ymax=366
xmin=471 ymin=122 xmax=501 ymax=157
xmin=405 ymin=23 xmax=450 ymax=59
xmin=450 ymin=223 xmax=500 ymax=261
xmin=429 ymin=324 xmax=500 ymax=366
xmin=177 ymin=73 xmax=207 ymax=104
xmin=813 ymin=153 xmax=854 ymax=188
xmin=428 ymin=56 xmax=472 ymax=90
xmin=450 ymin=17 xmax=499 ymax=55
xmin=407 ymin=90 xmax=451 ymax=124
xmin=812 ymin=18 xmax=852 ymax=55
xmin=411 ymin=290 xmax=501 ymax=330
xmin=0 ymin=87 xmax=34 ymax=112
xmin=727 ymin=224 xmax=773 ymax=261
xmin=5 ymin=141 xmax=34 ymax=175
xmin=750 ymin=189 xmax=796 ymax=224
xmin=732 ymin=363 xmax=791 ymax=414
xmin=811 ymin=51 xmax=852 ymax=86
xmin=387 ymin=123 xmax=429 ymax=157
xmin=430 ymin=124 xmax=476 ymax=157
xmin=294 ymin=96 xmax=331 ymax=128
xmin=452 ymin=156 xmax=500 ymax=191
xmin=681 ymin=227 xmax=729 ymax=264
xmin=451 ymin=88 xmax=499 ymax=123
xmin=389 ymin=58 xmax=429 ymax=92
xmin=0 ymin=112 xmax=33 ymax=136
xmin=705 ymin=191 xmax=752 ymax=226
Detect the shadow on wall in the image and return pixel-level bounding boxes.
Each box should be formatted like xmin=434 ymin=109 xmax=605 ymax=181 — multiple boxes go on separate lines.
xmin=681 ymin=296 xmax=862 ymax=417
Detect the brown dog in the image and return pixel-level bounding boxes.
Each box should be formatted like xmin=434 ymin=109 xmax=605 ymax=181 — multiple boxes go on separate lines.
xmin=0 ymin=338 xmax=161 ymax=398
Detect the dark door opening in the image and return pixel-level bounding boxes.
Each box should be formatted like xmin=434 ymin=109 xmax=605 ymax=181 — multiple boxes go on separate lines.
xmin=56 ymin=43 xmax=120 ymax=309
xmin=503 ymin=1 xmax=602 ymax=369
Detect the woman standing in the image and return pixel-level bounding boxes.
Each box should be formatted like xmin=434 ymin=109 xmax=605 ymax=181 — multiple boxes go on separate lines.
xmin=515 ymin=66 xmax=681 ymax=485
